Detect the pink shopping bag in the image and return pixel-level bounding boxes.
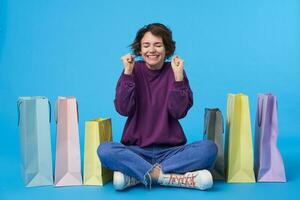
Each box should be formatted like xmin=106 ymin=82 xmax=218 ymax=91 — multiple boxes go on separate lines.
xmin=54 ymin=96 xmax=82 ymax=186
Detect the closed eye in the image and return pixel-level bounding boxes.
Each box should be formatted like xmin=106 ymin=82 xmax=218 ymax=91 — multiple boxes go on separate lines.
xmin=142 ymin=42 xmax=163 ymax=48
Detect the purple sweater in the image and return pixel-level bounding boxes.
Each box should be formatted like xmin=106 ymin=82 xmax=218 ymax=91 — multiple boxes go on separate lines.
xmin=114 ymin=61 xmax=193 ymax=147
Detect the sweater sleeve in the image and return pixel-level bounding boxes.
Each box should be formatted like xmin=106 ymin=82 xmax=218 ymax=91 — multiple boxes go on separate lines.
xmin=167 ymin=72 xmax=193 ymax=119
xmin=114 ymin=72 xmax=136 ymax=117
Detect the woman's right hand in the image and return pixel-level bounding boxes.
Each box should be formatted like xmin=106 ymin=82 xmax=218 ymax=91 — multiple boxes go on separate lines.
xmin=121 ymin=53 xmax=135 ymax=75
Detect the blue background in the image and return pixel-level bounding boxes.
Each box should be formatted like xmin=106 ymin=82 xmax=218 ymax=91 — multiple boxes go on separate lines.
xmin=0 ymin=0 xmax=299 ymax=199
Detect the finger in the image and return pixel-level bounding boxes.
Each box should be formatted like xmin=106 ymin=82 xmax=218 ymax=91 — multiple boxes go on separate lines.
xmin=172 ymin=57 xmax=179 ymax=65
xmin=180 ymin=60 xmax=184 ymax=68
xmin=121 ymin=54 xmax=130 ymax=61
xmin=127 ymin=57 xmax=133 ymax=63
xmin=130 ymin=55 xmax=135 ymax=62
xmin=128 ymin=55 xmax=135 ymax=63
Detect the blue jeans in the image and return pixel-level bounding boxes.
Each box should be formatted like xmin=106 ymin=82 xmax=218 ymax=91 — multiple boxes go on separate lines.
xmin=97 ymin=140 xmax=217 ymax=188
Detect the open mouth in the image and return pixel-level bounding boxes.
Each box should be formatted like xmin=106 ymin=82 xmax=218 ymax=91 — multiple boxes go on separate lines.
xmin=146 ymin=55 xmax=160 ymax=60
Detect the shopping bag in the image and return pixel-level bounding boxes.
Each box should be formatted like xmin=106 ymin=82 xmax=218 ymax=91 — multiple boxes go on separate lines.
xmin=203 ymin=108 xmax=225 ymax=180
xmin=17 ymin=96 xmax=53 ymax=187
xmin=254 ymin=94 xmax=286 ymax=182
xmin=83 ymin=118 xmax=113 ymax=185
xmin=54 ymin=96 xmax=82 ymax=186
xmin=225 ymin=93 xmax=255 ymax=183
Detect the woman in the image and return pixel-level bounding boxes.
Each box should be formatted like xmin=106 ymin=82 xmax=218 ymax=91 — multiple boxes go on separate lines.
xmin=98 ymin=23 xmax=217 ymax=191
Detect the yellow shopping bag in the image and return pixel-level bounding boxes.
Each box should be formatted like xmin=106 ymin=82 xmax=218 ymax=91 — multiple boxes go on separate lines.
xmin=83 ymin=118 xmax=113 ymax=185
xmin=225 ymin=94 xmax=255 ymax=183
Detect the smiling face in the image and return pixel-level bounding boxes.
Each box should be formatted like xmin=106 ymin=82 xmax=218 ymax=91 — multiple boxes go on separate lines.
xmin=140 ymin=31 xmax=166 ymax=70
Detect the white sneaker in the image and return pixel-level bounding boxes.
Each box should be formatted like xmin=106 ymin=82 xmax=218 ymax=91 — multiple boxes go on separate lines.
xmin=113 ymin=171 xmax=140 ymax=190
xmin=157 ymin=169 xmax=213 ymax=190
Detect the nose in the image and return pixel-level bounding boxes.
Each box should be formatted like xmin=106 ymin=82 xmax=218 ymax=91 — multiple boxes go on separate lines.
xmin=149 ymin=45 xmax=156 ymax=53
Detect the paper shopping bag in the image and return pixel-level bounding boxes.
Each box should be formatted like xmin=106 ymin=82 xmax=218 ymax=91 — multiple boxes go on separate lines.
xmin=225 ymin=93 xmax=255 ymax=183
xmin=17 ymin=96 xmax=53 ymax=187
xmin=254 ymin=94 xmax=286 ymax=182
xmin=54 ymin=96 xmax=82 ymax=186
xmin=203 ymin=108 xmax=225 ymax=180
xmin=83 ymin=118 xmax=113 ymax=185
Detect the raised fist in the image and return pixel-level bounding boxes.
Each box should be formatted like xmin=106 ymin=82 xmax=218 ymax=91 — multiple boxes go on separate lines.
xmin=121 ymin=53 xmax=135 ymax=75
xmin=171 ymin=55 xmax=184 ymax=81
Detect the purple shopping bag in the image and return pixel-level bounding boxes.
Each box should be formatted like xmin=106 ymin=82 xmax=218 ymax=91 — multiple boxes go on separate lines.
xmin=254 ymin=94 xmax=286 ymax=182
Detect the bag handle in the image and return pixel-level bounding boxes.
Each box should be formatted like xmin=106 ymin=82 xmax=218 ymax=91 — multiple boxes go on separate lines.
xmin=217 ymin=109 xmax=224 ymax=134
xmin=55 ymin=98 xmax=79 ymax=123
xmin=17 ymin=98 xmax=51 ymax=125
xmin=226 ymin=96 xmax=233 ymax=124
xmin=17 ymin=100 xmax=22 ymax=126
xmin=270 ymin=96 xmax=278 ymax=125
xmin=203 ymin=108 xmax=209 ymax=135
xmin=258 ymin=97 xmax=264 ymax=127
xmin=55 ymin=101 xmax=58 ymax=124
xmin=76 ymin=100 xmax=79 ymax=122
xmin=48 ymin=100 xmax=51 ymax=123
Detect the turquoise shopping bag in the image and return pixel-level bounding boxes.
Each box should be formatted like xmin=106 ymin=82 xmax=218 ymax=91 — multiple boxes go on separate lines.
xmin=18 ymin=96 xmax=53 ymax=187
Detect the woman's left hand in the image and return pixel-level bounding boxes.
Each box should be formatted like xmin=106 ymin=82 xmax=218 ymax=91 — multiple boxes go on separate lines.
xmin=171 ymin=55 xmax=184 ymax=81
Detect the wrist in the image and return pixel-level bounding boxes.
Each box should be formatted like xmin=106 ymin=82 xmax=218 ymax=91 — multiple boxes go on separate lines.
xmin=124 ymin=69 xmax=133 ymax=75
xmin=174 ymin=73 xmax=184 ymax=82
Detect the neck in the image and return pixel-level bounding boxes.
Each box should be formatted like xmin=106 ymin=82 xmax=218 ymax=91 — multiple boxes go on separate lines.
xmin=145 ymin=61 xmax=164 ymax=70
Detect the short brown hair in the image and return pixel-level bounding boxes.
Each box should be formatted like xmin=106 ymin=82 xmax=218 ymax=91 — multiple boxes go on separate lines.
xmin=130 ymin=23 xmax=176 ymax=59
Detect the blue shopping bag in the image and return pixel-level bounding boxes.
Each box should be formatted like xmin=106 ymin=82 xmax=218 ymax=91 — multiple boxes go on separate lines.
xmin=17 ymin=96 xmax=53 ymax=187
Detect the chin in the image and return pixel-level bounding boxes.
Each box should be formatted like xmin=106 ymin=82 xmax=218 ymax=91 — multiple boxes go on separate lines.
xmin=147 ymin=61 xmax=160 ymax=66
xmin=145 ymin=58 xmax=163 ymax=65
